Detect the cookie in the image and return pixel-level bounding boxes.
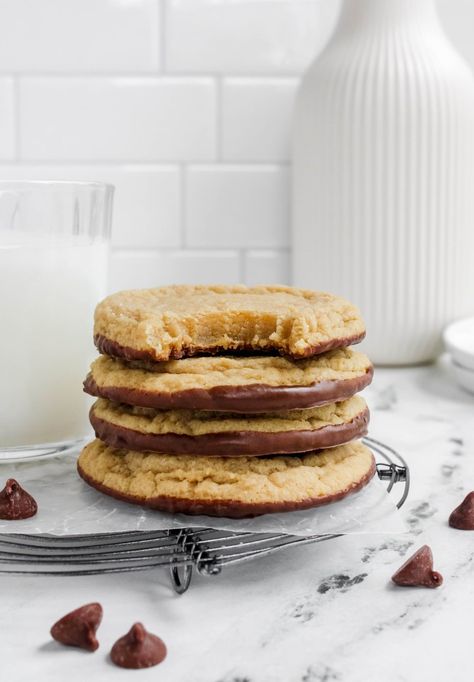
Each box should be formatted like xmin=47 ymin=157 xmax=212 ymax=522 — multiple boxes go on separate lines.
xmin=94 ymin=285 xmax=365 ymax=362
xmin=84 ymin=349 xmax=373 ymax=413
xmin=89 ymin=396 xmax=369 ymax=457
xmin=77 ymin=439 xmax=376 ymax=518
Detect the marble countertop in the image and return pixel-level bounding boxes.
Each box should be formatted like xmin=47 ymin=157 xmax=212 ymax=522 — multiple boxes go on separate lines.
xmin=2 ymin=360 xmax=473 ymax=682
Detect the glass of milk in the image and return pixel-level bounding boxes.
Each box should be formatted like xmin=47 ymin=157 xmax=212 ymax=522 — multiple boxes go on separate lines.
xmin=0 ymin=181 xmax=113 ymax=459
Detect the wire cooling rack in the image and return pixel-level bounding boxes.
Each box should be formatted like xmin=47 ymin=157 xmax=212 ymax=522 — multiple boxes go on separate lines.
xmin=0 ymin=437 xmax=409 ymax=593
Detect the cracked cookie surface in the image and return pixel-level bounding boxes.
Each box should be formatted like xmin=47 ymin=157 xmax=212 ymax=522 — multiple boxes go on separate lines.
xmin=94 ymin=285 xmax=365 ymax=362
xmin=84 ymin=348 xmax=373 ymax=412
xmin=77 ymin=439 xmax=376 ymax=518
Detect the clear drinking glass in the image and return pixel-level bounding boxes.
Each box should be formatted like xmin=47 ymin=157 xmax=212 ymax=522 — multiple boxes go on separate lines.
xmin=0 ymin=181 xmax=113 ymax=461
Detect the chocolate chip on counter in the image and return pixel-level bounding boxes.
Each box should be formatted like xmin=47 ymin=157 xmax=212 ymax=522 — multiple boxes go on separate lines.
xmin=391 ymin=545 xmax=443 ymax=588
xmin=0 ymin=479 xmax=37 ymax=520
xmin=449 ymin=492 xmax=474 ymax=530
xmin=50 ymin=603 xmax=103 ymax=652
xmin=110 ymin=622 xmax=167 ymax=669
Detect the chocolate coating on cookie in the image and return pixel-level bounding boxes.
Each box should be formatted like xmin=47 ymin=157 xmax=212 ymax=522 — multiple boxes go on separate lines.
xmin=391 ymin=545 xmax=443 ymax=588
xmin=0 ymin=479 xmax=37 ymax=520
xmin=84 ymin=365 xmax=373 ymax=413
xmin=110 ymin=623 xmax=166 ymax=669
xmin=89 ymin=407 xmax=369 ymax=457
xmin=449 ymin=492 xmax=474 ymax=530
xmin=94 ymin=332 xmax=366 ymax=363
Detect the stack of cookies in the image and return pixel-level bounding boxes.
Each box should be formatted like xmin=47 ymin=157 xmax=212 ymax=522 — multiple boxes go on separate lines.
xmin=78 ymin=285 xmax=375 ymax=518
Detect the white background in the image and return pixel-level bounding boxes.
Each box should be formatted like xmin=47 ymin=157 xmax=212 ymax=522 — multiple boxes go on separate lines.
xmin=0 ymin=0 xmax=472 ymax=291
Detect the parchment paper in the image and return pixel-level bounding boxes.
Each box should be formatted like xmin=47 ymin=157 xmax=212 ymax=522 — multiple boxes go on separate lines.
xmin=0 ymin=448 xmax=407 ymax=537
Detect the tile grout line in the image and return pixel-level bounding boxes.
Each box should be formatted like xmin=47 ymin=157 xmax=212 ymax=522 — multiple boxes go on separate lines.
xmin=179 ymin=162 xmax=187 ymax=248
xmin=160 ymin=0 xmax=167 ymax=72
xmin=12 ymin=76 xmax=21 ymax=162
xmin=216 ymin=76 xmax=223 ymax=161
xmin=110 ymin=247 xmax=245 ymax=255
xmin=0 ymin=72 xmax=303 ymax=79
xmin=5 ymin=159 xmax=290 ymax=168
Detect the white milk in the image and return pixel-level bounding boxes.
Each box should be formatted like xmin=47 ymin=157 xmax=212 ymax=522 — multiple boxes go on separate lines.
xmin=0 ymin=231 xmax=108 ymax=447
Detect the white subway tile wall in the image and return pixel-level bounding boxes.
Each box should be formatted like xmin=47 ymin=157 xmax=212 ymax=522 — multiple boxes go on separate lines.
xmin=245 ymin=250 xmax=290 ymax=287
xmin=0 ymin=0 xmax=161 ymax=73
xmin=221 ymin=79 xmax=298 ymax=162
xmin=186 ymin=165 xmax=289 ymax=248
xmin=19 ymin=78 xmax=216 ymax=161
xmin=0 ymin=0 xmax=470 ymax=291
xmin=109 ymin=250 xmax=240 ymax=291
xmin=165 ymin=0 xmax=340 ymax=73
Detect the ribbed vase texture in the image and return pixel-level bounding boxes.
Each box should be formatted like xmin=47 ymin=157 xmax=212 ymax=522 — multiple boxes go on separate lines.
xmin=292 ymin=0 xmax=474 ymax=364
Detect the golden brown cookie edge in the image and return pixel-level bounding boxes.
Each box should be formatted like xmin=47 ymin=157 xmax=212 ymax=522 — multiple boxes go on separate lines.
xmin=77 ymin=449 xmax=376 ymax=518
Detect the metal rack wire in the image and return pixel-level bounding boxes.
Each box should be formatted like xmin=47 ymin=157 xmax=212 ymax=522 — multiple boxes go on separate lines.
xmin=0 ymin=437 xmax=409 ymax=593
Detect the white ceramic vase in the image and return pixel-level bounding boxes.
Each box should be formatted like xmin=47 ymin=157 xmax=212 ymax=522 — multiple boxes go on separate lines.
xmin=292 ymin=0 xmax=474 ymax=364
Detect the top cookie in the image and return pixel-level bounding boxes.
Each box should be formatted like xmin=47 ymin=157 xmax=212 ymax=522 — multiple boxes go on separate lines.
xmin=94 ymin=285 xmax=365 ymax=362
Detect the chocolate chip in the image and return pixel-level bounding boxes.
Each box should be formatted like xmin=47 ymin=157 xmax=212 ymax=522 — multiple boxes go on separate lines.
xmin=0 ymin=479 xmax=37 ymax=520
xmin=110 ymin=622 xmax=167 ymax=669
xmin=50 ymin=603 xmax=103 ymax=651
xmin=391 ymin=545 xmax=443 ymax=588
xmin=449 ymin=492 xmax=474 ymax=530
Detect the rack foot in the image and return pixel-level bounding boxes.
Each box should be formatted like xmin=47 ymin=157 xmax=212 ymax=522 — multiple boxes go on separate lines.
xmin=169 ymin=563 xmax=193 ymax=594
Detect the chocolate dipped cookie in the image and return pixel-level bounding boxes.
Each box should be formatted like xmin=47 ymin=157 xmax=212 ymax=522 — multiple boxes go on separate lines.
xmin=84 ymin=348 xmax=373 ymax=413
xmin=89 ymin=396 xmax=369 ymax=457
xmin=78 ymin=439 xmax=376 ymax=518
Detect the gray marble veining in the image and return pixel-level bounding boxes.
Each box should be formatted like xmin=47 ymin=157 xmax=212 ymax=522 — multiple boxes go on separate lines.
xmin=2 ymin=360 xmax=474 ymax=682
